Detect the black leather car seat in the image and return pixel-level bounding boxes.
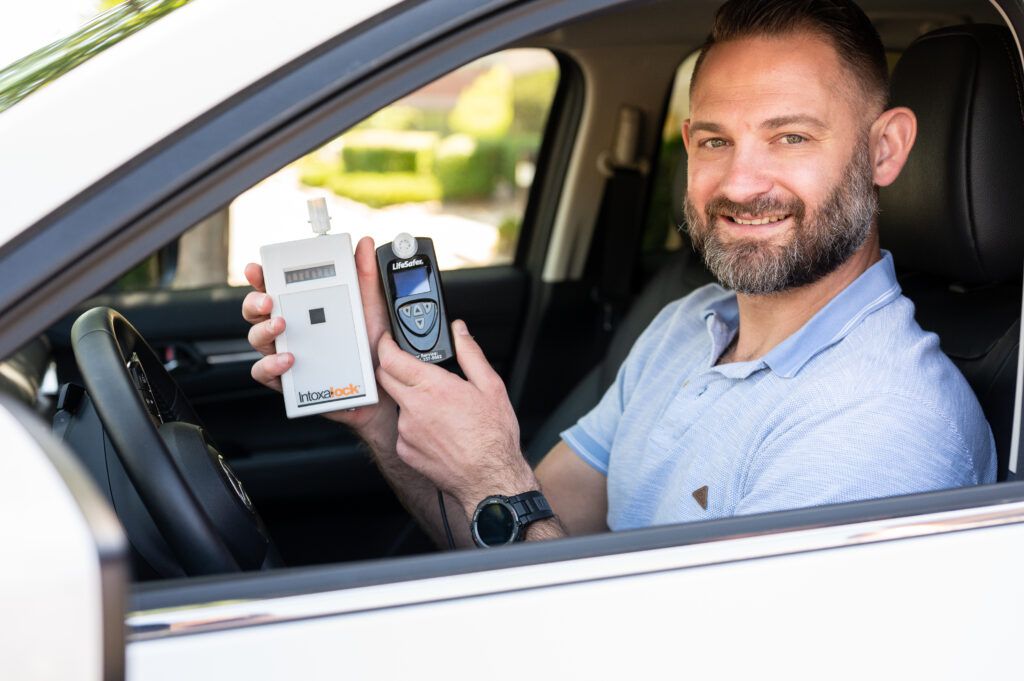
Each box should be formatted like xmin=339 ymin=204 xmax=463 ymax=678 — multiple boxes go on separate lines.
xmin=880 ymin=24 xmax=1024 ymax=481
xmin=528 ymin=23 xmax=1024 ymax=483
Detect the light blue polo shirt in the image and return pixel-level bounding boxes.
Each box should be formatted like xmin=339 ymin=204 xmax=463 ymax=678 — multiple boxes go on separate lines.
xmin=561 ymin=252 xmax=996 ymax=531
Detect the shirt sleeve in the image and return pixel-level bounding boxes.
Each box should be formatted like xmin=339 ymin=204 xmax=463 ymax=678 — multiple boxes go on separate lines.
xmin=735 ymin=390 xmax=990 ymax=516
xmin=560 ymin=300 xmax=683 ymax=476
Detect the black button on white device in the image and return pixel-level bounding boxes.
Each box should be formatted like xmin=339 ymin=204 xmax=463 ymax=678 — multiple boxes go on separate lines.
xmin=309 ymin=307 xmax=326 ymax=325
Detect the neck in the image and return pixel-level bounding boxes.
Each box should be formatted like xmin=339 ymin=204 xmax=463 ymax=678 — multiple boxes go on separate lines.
xmin=723 ymin=233 xmax=881 ymax=364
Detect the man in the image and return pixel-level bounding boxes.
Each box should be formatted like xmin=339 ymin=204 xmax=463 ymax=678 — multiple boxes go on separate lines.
xmin=243 ymin=0 xmax=995 ymax=547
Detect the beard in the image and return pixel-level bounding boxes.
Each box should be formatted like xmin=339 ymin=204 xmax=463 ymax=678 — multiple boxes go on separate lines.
xmin=683 ymin=137 xmax=877 ymax=295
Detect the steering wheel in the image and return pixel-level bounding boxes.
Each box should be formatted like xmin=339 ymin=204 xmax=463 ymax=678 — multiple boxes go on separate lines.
xmin=71 ymin=307 xmax=281 ymax=576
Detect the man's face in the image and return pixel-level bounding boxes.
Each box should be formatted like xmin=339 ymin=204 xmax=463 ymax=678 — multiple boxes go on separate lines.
xmin=683 ymin=32 xmax=878 ymax=295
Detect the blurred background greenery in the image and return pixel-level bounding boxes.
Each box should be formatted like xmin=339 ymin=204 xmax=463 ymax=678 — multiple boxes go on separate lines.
xmin=0 ymin=0 xmax=192 ymax=113
xmin=297 ymin=64 xmax=557 ymax=211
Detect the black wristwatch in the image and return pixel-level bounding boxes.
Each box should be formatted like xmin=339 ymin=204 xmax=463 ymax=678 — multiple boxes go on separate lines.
xmin=471 ymin=491 xmax=554 ymax=548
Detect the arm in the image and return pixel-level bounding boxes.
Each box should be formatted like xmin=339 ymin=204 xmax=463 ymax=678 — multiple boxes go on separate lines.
xmin=534 ymin=441 xmax=609 ymax=536
xmin=375 ymin=322 xmax=611 ymax=546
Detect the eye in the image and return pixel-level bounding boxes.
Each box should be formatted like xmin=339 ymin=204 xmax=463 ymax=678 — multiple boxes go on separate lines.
xmin=700 ymin=138 xmax=729 ymax=149
xmin=780 ymin=134 xmax=806 ymax=145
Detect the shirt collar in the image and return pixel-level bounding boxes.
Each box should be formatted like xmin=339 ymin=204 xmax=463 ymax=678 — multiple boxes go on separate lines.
xmin=701 ymin=251 xmax=903 ymax=379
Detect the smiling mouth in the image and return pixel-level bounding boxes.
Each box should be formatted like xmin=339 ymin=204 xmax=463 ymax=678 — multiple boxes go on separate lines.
xmin=723 ymin=214 xmax=792 ymax=226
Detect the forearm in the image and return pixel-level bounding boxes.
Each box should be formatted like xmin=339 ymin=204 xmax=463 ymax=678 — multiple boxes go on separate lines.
xmin=455 ymin=464 xmax=569 ymax=545
xmin=372 ymin=440 xmax=474 ymax=548
xmin=357 ymin=402 xmax=472 ymax=547
xmin=523 ymin=515 xmax=568 ymax=541
xmin=370 ymin=423 xmax=567 ymax=547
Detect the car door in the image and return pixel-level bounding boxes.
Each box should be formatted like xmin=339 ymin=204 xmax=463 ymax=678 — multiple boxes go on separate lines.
xmin=125 ymin=489 xmax=1024 ymax=680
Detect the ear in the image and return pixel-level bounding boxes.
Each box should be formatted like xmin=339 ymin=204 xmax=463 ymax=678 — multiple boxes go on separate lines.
xmin=869 ymin=107 xmax=917 ymax=187
xmin=682 ymin=119 xmax=692 ymax=149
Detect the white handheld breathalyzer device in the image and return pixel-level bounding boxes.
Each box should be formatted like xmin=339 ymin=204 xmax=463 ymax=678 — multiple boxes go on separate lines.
xmin=259 ymin=199 xmax=378 ymax=419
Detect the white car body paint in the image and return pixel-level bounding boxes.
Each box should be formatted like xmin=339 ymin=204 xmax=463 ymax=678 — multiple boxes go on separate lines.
xmin=0 ymin=0 xmax=402 ymax=247
xmin=0 ymin=406 xmax=103 ymax=681
xmin=127 ymin=509 xmax=1024 ymax=680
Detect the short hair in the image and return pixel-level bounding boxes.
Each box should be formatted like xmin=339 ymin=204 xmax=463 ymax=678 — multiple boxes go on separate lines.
xmin=690 ymin=0 xmax=889 ymax=111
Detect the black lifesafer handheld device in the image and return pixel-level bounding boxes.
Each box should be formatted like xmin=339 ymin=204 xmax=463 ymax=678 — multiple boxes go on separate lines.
xmin=377 ymin=234 xmax=455 ymax=366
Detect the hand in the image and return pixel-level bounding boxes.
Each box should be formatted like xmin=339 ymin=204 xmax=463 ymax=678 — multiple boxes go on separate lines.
xmin=375 ymin=319 xmax=536 ymax=513
xmin=241 ymin=237 xmax=396 ymax=446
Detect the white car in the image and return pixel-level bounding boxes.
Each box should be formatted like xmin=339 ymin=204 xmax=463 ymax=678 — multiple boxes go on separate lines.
xmin=3 ymin=0 xmax=1024 ymax=679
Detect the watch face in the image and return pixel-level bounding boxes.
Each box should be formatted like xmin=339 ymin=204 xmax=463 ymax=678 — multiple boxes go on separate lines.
xmin=475 ymin=499 xmax=517 ymax=546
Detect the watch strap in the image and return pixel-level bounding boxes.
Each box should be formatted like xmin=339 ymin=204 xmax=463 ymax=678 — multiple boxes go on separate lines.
xmin=508 ymin=490 xmax=554 ymax=528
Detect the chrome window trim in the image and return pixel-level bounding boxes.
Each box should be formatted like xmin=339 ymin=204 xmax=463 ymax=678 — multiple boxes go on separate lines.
xmin=128 ymin=497 xmax=1024 ymax=641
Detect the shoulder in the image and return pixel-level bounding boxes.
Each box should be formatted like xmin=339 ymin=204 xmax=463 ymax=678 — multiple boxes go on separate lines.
xmin=774 ymin=304 xmax=996 ymax=484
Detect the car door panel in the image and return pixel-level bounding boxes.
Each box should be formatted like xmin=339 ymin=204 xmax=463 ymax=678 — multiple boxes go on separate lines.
xmin=127 ymin=502 xmax=1024 ymax=679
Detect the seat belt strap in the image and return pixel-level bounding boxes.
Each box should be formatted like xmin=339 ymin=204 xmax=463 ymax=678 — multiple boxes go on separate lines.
xmin=593 ymin=106 xmax=649 ymax=330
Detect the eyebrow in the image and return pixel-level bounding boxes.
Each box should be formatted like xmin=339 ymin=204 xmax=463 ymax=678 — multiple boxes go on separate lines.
xmin=689 ymin=115 xmax=830 ymax=136
xmin=760 ymin=114 xmax=829 ymax=130
xmin=688 ymin=121 xmax=724 ymax=135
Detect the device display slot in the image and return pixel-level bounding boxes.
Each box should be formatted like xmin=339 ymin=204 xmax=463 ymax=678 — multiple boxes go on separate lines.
xmin=284 ymin=262 xmax=337 ymax=285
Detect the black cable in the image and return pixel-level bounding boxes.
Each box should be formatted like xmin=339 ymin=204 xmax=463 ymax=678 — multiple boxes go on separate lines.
xmin=437 ymin=488 xmax=456 ymax=550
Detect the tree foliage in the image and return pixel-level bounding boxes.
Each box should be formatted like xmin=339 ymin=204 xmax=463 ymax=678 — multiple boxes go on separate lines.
xmin=0 ymin=0 xmax=192 ymax=113
xmin=448 ymin=65 xmax=514 ymax=140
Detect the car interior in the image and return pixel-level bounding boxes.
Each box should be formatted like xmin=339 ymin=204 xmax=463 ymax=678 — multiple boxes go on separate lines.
xmin=1 ymin=0 xmax=1021 ymax=582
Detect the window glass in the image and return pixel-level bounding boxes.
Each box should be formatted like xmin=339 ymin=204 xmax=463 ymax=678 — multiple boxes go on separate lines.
xmin=640 ymin=51 xmax=697 ymax=255
xmin=123 ymin=48 xmax=559 ymax=291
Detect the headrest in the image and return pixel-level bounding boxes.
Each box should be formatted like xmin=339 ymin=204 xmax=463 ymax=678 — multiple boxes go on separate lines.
xmin=880 ymin=24 xmax=1024 ymax=285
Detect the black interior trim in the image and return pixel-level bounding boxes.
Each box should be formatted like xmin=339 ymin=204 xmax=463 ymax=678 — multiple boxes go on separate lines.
xmin=513 ymin=51 xmax=585 ymax=271
xmin=507 ymin=53 xmax=587 ymax=405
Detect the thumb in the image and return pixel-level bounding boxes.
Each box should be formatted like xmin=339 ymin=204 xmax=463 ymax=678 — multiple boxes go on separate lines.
xmin=452 ymin=320 xmax=499 ymax=389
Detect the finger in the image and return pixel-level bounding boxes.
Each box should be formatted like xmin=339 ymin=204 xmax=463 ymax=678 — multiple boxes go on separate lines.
xmin=354 ymin=237 xmax=389 ymax=343
xmin=377 ymin=332 xmax=436 ymax=387
xmin=244 ymin=263 xmax=266 ymax=293
xmin=251 ymin=352 xmax=293 ymax=391
xmin=248 ymin=316 xmax=285 ymax=356
xmin=242 ymin=291 xmax=274 ymax=324
xmin=376 ymin=362 xmax=412 ymax=406
xmin=451 ymin=320 xmax=501 ymax=390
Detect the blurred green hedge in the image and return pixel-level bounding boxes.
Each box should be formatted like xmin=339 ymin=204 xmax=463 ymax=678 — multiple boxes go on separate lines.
xmin=340 ymin=130 xmax=437 ymax=174
xmin=326 ymin=172 xmax=442 ymax=208
xmin=296 ymin=63 xmax=558 ymax=207
xmin=434 ymin=135 xmax=501 ymax=201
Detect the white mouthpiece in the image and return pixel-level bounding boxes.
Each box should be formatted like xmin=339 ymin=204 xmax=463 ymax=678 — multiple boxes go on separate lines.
xmin=307 ymin=198 xmax=331 ymax=235
xmin=391 ymin=233 xmax=418 ymax=259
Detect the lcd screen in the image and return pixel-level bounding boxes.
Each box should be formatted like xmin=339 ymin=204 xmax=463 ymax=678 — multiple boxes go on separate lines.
xmin=393 ymin=266 xmax=431 ymax=298
xmin=285 ymin=263 xmax=336 ymax=284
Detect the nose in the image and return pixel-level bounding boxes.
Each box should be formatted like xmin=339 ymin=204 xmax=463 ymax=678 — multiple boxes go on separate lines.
xmin=715 ymin=144 xmax=774 ymax=204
